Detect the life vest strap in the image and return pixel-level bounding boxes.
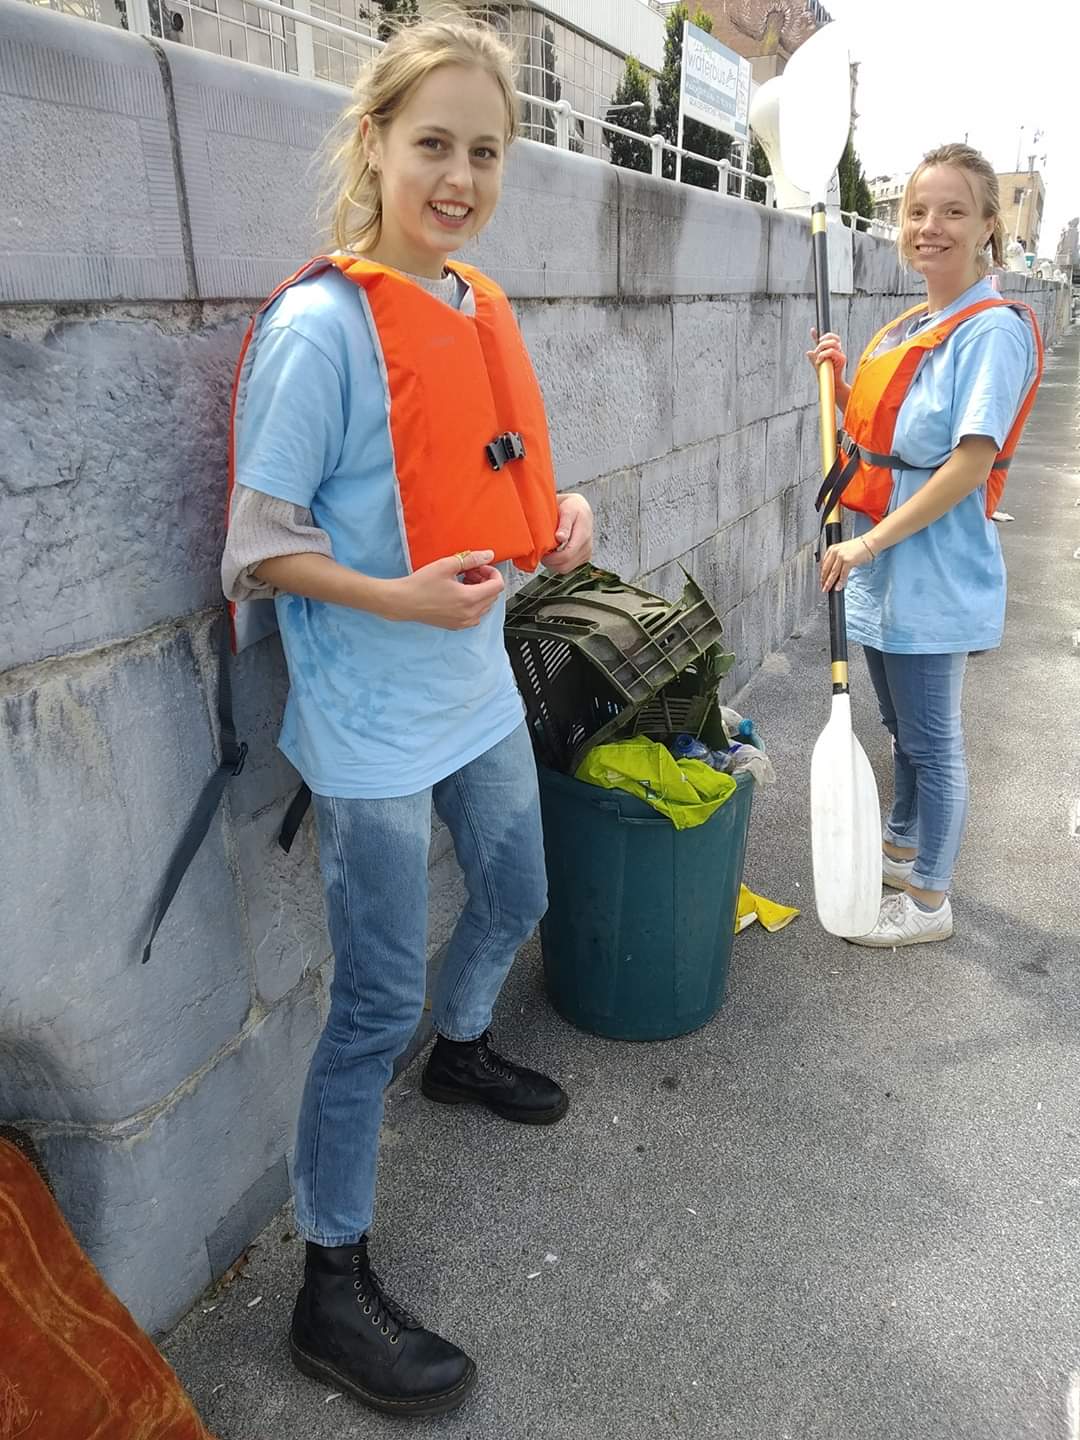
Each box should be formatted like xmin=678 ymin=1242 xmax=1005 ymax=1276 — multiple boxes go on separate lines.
xmin=279 ymin=783 xmax=313 ymax=854
xmin=141 ymin=611 xmax=247 ymax=964
xmin=837 ymin=429 xmax=926 ymax=475
xmin=814 ymin=443 xmax=860 ymax=520
xmin=835 ymin=429 xmax=1013 ymax=485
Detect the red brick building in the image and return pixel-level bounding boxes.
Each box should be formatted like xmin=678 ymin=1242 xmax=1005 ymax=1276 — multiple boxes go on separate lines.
xmin=687 ymin=0 xmax=830 ymax=80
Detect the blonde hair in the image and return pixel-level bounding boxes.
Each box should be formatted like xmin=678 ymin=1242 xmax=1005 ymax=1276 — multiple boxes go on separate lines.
xmin=898 ymin=143 xmax=1005 ymax=275
xmin=326 ymin=13 xmax=518 ymax=254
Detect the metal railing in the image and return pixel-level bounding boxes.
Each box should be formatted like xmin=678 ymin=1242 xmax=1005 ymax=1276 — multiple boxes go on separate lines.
xmin=29 ymin=0 xmax=889 ymax=231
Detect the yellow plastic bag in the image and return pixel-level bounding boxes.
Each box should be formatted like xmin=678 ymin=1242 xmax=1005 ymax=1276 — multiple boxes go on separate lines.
xmin=575 ymin=738 xmax=736 ymax=830
xmin=736 ymin=885 xmax=800 ymax=933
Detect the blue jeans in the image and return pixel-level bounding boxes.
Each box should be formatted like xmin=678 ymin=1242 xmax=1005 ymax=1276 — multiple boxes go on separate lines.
xmin=292 ymin=723 xmax=548 ymax=1246
xmin=863 ymin=647 xmax=969 ymax=892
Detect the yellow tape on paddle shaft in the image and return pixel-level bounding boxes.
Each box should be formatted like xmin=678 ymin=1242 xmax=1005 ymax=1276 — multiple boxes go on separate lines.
xmin=811 ymin=208 xmax=842 ymax=517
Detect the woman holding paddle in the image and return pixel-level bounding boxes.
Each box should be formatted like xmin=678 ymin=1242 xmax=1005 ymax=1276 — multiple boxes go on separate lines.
xmin=807 ymin=143 xmax=1042 ymax=948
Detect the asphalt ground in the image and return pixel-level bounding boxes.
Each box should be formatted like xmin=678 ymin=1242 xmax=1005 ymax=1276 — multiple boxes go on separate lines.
xmin=164 ymin=327 xmax=1080 ymax=1440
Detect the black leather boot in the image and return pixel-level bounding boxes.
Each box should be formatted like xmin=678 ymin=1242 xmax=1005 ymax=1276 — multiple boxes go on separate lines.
xmin=421 ymin=1030 xmax=569 ymax=1124
xmin=289 ymin=1239 xmax=476 ymax=1416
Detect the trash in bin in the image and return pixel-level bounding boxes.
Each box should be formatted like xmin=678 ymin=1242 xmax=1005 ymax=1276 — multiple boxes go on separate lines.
xmin=575 ymin=736 xmax=737 ymax=829
xmin=670 ymin=722 xmax=776 ymax=786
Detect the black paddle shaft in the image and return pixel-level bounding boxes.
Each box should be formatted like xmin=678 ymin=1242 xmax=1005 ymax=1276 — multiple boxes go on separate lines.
xmin=811 ymin=203 xmax=849 ymax=694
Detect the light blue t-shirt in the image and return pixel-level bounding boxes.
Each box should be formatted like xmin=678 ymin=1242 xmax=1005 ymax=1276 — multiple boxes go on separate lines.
xmin=844 ymin=278 xmax=1037 ymax=654
xmin=234 ymin=268 xmax=525 ymax=798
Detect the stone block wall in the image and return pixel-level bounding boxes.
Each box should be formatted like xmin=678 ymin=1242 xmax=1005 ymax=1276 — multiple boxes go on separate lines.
xmin=0 ymin=0 xmax=1066 ymax=1333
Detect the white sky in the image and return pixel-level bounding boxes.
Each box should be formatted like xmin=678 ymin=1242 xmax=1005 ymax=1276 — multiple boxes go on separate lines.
xmin=822 ymin=0 xmax=1080 ymax=258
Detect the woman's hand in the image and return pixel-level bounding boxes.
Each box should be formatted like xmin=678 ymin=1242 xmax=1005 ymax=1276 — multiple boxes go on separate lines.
xmin=807 ymin=328 xmax=851 ymax=412
xmin=820 ymin=535 xmax=876 ymax=592
xmin=383 ymin=550 xmax=505 ymax=629
xmin=542 ymin=492 xmax=594 ymax=574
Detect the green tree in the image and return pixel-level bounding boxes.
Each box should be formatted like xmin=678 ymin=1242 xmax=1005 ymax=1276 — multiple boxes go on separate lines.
xmin=654 ymin=4 xmax=731 ymax=189
xmin=838 ymin=136 xmax=873 ymax=231
xmin=746 ymin=134 xmax=771 ymax=204
xmin=604 ymin=56 xmax=653 ymax=174
xmin=377 ymin=0 xmax=419 ymax=43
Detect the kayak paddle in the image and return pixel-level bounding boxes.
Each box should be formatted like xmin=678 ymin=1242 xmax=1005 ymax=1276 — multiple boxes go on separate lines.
xmin=778 ymin=23 xmax=882 ymax=937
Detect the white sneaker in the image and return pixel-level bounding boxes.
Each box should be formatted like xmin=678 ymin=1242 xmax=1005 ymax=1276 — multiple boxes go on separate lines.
xmin=881 ymin=851 xmax=915 ymax=890
xmin=848 ymin=891 xmax=953 ymax=948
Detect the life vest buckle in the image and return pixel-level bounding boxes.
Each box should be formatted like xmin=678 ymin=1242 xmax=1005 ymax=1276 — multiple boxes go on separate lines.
xmin=486 ymin=431 xmax=527 ymax=471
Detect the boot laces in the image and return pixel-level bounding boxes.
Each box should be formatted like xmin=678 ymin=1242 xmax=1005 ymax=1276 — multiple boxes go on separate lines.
xmin=352 ymin=1253 xmax=420 ymax=1339
xmin=477 ymin=1031 xmax=517 ymax=1083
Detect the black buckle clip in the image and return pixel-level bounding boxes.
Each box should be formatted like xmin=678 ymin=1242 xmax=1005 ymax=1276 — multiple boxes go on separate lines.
xmin=229 ymin=741 xmax=249 ymax=777
xmin=486 ymin=431 xmax=526 ymax=471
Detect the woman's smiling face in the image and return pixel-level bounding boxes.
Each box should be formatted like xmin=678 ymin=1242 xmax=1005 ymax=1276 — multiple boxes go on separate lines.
xmin=362 ymin=64 xmax=508 ymax=278
xmin=902 ymin=164 xmax=993 ymax=288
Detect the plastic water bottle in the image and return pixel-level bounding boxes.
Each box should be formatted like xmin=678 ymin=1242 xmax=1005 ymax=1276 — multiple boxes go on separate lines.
xmin=736 ymin=717 xmax=764 ymax=750
xmin=671 ymin=734 xmax=734 ymax=773
xmin=719 ymin=707 xmax=763 ymax=752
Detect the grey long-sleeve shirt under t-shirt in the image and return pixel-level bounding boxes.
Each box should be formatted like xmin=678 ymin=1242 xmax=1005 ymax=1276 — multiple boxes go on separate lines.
xmin=221 ymin=265 xmax=468 ymax=603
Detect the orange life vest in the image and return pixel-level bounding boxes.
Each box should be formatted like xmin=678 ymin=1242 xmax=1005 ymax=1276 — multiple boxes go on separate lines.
xmin=226 ymin=253 xmax=559 ymax=608
xmin=144 ymin=258 xmax=561 ymax=963
xmin=820 ymin=298 xmax=1044 ymax=526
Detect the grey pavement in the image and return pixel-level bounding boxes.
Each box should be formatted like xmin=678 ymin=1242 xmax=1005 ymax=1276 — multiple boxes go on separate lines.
xmin=163 ymin=328 xmax=1080 ymax=1440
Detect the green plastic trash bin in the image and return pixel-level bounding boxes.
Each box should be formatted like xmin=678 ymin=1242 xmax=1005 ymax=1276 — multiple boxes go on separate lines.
xmin=537 ymin=765 xmax=754 ymax=1041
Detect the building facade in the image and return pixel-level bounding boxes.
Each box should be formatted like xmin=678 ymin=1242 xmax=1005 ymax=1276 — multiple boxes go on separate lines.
xmin=997 ymin=168 xmax=1046 ymax=254
xmin=1055 ymin=217 xmax=1079 ymax=275
xmin=869 ymin=173 xmax=907 ymax=228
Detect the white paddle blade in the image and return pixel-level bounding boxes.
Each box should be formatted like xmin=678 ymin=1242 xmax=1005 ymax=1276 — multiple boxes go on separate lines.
xmin=811 ymin=694 xmax=883 ymax=937
xmin=778 ymin=22 xmax=852 ymax=205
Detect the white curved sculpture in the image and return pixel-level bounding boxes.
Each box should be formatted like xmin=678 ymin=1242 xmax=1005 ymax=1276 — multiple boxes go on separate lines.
xmin=749 ymin=76 xmax=810 ymax=210
xmin=750 ymin=71 xmax=845 ymax=217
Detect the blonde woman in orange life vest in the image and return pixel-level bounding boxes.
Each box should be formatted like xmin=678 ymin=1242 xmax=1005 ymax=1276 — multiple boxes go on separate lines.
xmin=808 ymin=143 xmax=1042 ymax=950
xmin=221 ymin=18 xmax=592 ymax=1417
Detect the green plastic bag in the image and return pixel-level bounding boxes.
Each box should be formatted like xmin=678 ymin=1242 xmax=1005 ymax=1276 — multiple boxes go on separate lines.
xmin=575 ymin=738 xmax=736 ymax=830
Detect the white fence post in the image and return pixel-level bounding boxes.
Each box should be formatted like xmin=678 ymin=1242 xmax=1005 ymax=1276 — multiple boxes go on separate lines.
xmin=650 ymin=133 xmax=664 ymax=178
xmin=553 ymin=98 xmax=571 ymax=151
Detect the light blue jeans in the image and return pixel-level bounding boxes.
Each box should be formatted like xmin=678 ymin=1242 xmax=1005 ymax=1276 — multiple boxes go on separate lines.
xmin=863 ymin=647 xmax=969 ymax=893
xmin=292 ymin=723 xmax=548 ymax=1246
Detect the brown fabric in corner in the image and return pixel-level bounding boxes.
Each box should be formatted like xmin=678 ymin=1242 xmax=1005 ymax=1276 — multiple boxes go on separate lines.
xmin=0 ymin=1137 xmax=216 ymax=1440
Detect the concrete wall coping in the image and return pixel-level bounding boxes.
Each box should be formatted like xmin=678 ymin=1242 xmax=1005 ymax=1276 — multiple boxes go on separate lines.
xmin=1 ymin=0 xmax=1065 ymax=311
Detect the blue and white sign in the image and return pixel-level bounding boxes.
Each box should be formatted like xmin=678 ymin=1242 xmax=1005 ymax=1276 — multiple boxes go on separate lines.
xmin=680 ymin=21 xmax=752 ymax=141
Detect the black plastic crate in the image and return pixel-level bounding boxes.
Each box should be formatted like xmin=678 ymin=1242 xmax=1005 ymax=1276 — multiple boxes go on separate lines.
xmin=505 ymin=567 xmax=733 ymax=772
